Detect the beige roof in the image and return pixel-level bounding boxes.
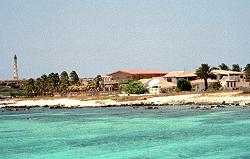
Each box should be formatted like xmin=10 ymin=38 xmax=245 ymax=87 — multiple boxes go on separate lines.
xmin=147 ymin=78 xmax=176 ymax=88
xmin=163 ymin=71 xmax=184 ymax=78
xmin=159 ymin=80 xmax=176 ymax=88
xmin=211 ymin=70 xmax=244 ymax=75
xmin=191 ymin=79 xmax=217 ymax=84
xmin=163 ymin=71 xmax=197 ymax=78
xmin=176 ymin=71 xmax=197 ymax=78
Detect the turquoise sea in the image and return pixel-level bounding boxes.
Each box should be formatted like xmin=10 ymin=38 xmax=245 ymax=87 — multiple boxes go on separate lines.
xmin=1 ymin=106 xmax=250 ymax=159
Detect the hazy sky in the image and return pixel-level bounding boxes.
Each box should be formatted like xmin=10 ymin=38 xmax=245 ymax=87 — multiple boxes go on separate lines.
xmin=1 ymin=0 xmax=250 ymax=79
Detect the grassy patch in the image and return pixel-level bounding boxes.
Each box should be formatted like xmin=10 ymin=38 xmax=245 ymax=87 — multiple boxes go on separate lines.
xmin=0 ymin=86 xmax=27 ymax=97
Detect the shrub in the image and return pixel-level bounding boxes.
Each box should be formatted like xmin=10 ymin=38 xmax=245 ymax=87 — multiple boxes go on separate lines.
xmin=210 ymin=81 xmax=222 ymax=90
xmin=177 ymin=79 xmax=192 ymax=91
xmin=119 ymin=81 xmax=147 ymax=94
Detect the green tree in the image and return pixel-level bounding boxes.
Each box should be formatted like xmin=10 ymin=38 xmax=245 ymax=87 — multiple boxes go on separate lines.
xmin=232 ymin=64 xmax=241 ymax=72
xmin=244 ymin=64 xmax=250 ymax=82
xmin=218 ymin=63 xmax=230 ymax=70
xmin=119 ymin=81 xmax=147 ymax=94
xmin=95 ymin=75 xmax=103 ymax=91
xmin=70 ymin=71 xmax=79 ymax=85
xmin=47 ymin=73 xmax=60 ymax=95
xmin=60 ymin=71 xmax=70 ymax=92
xmin=195 ymin=64 xmax=214 ymax=91
xmin=177 ymin=79 xmax=192 ymax=91
xmin=24 ymin=78 xmax=35 ymax=97
xmin=34 ymin=75 xmax=51 ymax=96
xmin=60 ymin=71 xmax=69 ymax=82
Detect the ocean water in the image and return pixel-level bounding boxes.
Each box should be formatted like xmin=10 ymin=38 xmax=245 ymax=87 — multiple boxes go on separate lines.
xmin=1 ymin=106 xmax=250 ymax=159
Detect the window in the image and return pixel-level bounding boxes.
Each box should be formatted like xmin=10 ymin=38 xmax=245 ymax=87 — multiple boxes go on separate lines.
xmin=230 ymin=82 xmax=233 ymax=87
xmin=227 ymin=82 xmax=229 ymax=87
xmin=234 ymin=82 xmax=236 ymax=87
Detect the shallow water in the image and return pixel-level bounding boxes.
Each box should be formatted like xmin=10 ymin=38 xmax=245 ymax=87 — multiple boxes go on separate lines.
xmin=1 ymin=106 xmax=250 ymax=159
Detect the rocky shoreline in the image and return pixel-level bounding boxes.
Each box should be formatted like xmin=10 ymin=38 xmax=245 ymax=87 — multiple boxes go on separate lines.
xmin=1 ymin=92 xmax=250 ymax=111
xmin=1 ymin=99 xmax=250 ymax=112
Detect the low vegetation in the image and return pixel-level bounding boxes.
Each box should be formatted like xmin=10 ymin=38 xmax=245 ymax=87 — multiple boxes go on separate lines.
xmin=119 ymin=81 xmax=148 ymax=94
xmin=0 ymin=85 xmax=26 ymax=97
xmin=177 ymin=79 xmax=192 ymax=91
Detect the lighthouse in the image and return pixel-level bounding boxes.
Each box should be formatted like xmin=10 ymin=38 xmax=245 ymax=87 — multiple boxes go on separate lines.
xmin=13 ymin=54 xmax=19 ymax=80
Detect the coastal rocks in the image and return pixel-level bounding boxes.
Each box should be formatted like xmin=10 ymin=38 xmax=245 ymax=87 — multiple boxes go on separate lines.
xmin=221 ymin=101 xmax=230 ymax=106
xmin=145 ymin=106 xmax=159 ymax=109
xmin=191 ymin=105 xmax=226 ymax=110
xmin=244 ymin=103 xmax=250 ymax=106
xmin=3 ymin=105 xmax=33 ymax=111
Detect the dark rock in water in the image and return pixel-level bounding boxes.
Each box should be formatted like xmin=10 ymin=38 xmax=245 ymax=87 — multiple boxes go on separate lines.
xmin=186 ymin=102 xmax=194 ymax=105
xmin=132 ymin=106 xmax=139 ymax=109
xmin=102 ymin=105 xmax=113 ymax=108
xmin=233 ymin=102 xmax=240 ymax=106
xmin=216 ymin=105 xmax=226 ymax=108
xmin=202 ymin=106 xmax=211 ymax=110
xmin=221 ymin=101 xmax=229 ymax=105
xmin=44 ymin=105 xmax=49 ymax=108
xmin=27 ymin=117 xmax=31 ymax=120
xmin=245 ymin=103 xmax=250 ymax=106
xmin=145 ymin=106 xmax=159 ymax=109
xmin=210 ymin=105 xmax=215 ymax=109
xmin=49 ymin=104 xmax=62 ymax=109
xmin=196 ymin=106 xmax=200 ymax=109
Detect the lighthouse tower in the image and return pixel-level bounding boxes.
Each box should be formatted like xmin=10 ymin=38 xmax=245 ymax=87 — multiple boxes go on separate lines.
xmin=13 ymin=54 xmax=19 ymax=80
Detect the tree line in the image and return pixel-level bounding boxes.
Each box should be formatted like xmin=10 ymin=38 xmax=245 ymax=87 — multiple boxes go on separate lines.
xmin=24 ymin=71 xmax=79 ymax=97
xmin=24 ymin=71 xmax=104 ymax=97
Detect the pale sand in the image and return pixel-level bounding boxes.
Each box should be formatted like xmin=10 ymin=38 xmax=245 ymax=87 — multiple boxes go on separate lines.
xmin=1 ymin=92 xmax=250 ymax=108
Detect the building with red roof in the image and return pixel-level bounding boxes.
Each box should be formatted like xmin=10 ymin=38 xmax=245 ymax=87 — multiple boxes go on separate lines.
xmin=103 ymin=70 xmax=168 ymax=91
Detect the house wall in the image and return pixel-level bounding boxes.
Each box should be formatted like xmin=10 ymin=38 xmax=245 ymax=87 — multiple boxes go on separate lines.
xmin=149 ymin=86 xmax=161 ymax=95
xmin=219 ymin=74 xmax=248 ymax=90
xmin=110 ymin=72 xmax=133 ymax=83
xmin=165 ymin=77 xmax=178 ymax=84
xmin=110 ymin=72 xmax=165 ymax=84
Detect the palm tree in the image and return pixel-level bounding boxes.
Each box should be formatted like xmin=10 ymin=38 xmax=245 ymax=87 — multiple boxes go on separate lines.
xmin=60 ymin=71 xmax=69 ymax=92
xmin=218 ymin=63 xmax=229 ymax=70
xmin=70 ymin=71 xmax=79 ymax=85
xmin=24 ymin=78 xmax=35 ymax=97
xmin=232 ymin=64 xmax=241 ymax=72
xmin=244 ymin=64 xmax=250 ymax=82
xmin=47 ymin=73 xmax=60 ymax=95
xmin=195 ymin=64 xmax=213 ymax=91
xmin=95 ymin=75 xmax=103 ymax=91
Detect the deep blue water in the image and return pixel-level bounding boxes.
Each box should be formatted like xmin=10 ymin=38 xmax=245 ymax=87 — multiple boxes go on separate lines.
xmin=1 ymin=106 xmax=250 ymax=159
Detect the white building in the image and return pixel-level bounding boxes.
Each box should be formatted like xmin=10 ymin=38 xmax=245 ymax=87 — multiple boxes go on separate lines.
xmin=211 ymin=70 xmax=249 ymax=90
xmin=140 ymin=77 xmax=176 ymax=95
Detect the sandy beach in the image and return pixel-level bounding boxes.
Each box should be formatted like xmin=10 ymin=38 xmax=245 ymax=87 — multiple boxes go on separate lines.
xmin=1 ymin=91 xmax=250 ymax=108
